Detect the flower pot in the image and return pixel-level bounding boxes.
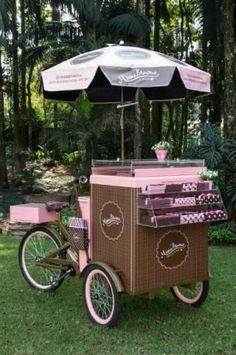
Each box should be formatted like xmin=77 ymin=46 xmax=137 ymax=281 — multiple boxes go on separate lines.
xmin=155 ymin=149 xmax=168 ymax=161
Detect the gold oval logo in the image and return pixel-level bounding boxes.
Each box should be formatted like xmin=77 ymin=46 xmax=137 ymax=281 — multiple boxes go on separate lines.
xmin=156 ymin=230 xmax=189 ymax=269
xmin=100 ymin=201 xmax=124 ymax=241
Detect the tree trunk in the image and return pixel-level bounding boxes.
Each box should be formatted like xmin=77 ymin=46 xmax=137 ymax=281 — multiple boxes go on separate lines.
xmin=223 ymin=0 xmax=236 ymax=139
xmin=200 ymin=2 xmax=209 ymax=124
xmin=0 ymin=50 xmax=8 ymax=188
xmin=20 ymin=0 xmax=26 ymax=113
xmin=51 ymin=0 xmax=60 ymax=21
xmin=12 ymin=0 xmax=26 ymax=172
xmin=179 ymin=0 xmax=184 ymax=59
xmin=152 ymin=0 xmax=162 ymax=139
xmin=144 ymin=0 xmax=151 ymax=49
xmin=20 ymin=0 xmax=28 ymax=149
xmin=223 ymin=0 xmax=236 ymax=220
xmin=27 ymin=65 xmax=34 ymax=149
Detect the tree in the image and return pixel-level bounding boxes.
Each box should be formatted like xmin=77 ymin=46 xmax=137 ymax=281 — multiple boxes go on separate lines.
xmin=223 ymin=0 xmax=236 ymax=139
xmin=0 ymin=0 xmax=9 ymax=188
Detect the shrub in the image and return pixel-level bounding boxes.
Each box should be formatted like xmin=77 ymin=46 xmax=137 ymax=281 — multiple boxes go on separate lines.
xmin=208 ymin=222 xmax=236 ymax=245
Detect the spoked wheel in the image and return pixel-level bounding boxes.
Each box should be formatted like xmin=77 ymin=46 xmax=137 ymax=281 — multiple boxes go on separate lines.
xmin=171 ymin=280 xmax=209 ymax=307
xmin=83 ymin=265 xmax=121 ymax=327
xmin=19 ymin=226 xmax=66 ymax=292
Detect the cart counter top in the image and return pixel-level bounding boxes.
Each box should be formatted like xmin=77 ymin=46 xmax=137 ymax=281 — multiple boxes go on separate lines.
xmin=91 ymin=159 xmax=205 ymax=188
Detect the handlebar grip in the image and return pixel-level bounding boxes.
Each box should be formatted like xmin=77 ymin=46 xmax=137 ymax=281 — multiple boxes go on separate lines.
xmin=74 ymin=175 xmax=88 ymax=185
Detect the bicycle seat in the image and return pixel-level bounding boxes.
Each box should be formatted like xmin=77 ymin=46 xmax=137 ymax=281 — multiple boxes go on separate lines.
xmin=46 ymin=201 xmax=69 ymax=212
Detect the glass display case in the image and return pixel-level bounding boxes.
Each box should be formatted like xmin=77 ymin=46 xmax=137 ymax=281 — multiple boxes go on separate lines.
xmin=138 ymin=181 xmax=227 ymax=228
xmin=92 ymin=159 xmax=205 ymax=176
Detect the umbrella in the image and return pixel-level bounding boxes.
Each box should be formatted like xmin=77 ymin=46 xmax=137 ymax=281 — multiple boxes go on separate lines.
xmin=41 ymin=45 xmax=211 ymax=159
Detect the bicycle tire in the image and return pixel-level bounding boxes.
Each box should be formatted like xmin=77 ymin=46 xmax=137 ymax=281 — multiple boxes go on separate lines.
xmin=171 ymin=280 xmax=209 ymax=307
xmin=19 ymin=226 xmax=66 ymax=292
xmin=83 ymin=264 xmax=122 ymax=327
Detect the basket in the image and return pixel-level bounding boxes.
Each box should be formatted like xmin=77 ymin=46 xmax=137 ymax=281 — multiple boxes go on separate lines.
xmin=68 ymin=217 xmax=89 ymax=251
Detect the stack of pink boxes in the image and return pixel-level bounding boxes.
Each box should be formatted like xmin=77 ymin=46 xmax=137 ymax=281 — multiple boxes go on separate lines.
xmin=139 ymin=181 xmax=227 ymax=228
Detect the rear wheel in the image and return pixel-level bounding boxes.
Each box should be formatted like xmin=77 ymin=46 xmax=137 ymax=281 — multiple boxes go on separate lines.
xmin=83 ymin=265 xmax=121 ymax=327
xmin=171 ymin=280 xmax=209 ymax=307
xmin=19 ymin=226 xmax=66 ymax=292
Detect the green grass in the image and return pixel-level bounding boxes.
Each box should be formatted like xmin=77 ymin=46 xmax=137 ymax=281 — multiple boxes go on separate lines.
xmin=0 ymin=236 xmax=236 ymax=355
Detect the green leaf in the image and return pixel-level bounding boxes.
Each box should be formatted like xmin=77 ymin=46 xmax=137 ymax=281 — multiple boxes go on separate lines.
xmin=109 ymin=14 xmax=151 ymax=38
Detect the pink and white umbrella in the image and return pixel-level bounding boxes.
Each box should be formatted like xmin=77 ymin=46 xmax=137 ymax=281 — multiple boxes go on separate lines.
xmin=41 ymin=45 xmax=211 ymax=159
xmin=41 ymin=45 xmax=211 ymax=103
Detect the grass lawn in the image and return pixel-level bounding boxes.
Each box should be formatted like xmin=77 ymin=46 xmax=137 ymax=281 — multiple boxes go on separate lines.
xmin=0 ymin=235 xmax=235 ymax=355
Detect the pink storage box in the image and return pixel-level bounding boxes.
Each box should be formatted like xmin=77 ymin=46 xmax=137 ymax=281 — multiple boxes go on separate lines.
xmin=10 ymin=203 xmax=58 ymax=224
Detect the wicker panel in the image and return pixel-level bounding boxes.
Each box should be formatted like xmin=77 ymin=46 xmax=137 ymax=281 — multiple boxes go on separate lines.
xmin=92 ymin=184 xmax=132 ymax=291
xmin=133 ymin=188 xmax=208 ymax=294
xmin=91 ymin=185 xmax=208 ymax=295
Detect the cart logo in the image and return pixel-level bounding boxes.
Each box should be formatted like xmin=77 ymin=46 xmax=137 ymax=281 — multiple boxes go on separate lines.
xmin=160 ymin=242 xmax=186 ymax=259
xmin=156 ymin=230 xmax=189 ymax=269
xmin=102 ymin=214 xmax=121 ymax=227
xmin=100 ymin=201 xmax=124 ymax=241
xmin=119 ymin=69 xmax=159 ymax=84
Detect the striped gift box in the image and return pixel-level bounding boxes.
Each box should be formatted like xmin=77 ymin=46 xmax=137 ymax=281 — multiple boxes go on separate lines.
xmin=204 ymin=210 xmax=227 ymax=221
xmin=197 ymin=193 xmax=221 ymax=204
xmin=182 ymin=183 xmax=197 ymax=192
xmin=180 ymin=212 xmax=205 ymax=224
xmin=172 ymin=197 xmax=196 ymax=207
xmin=68 ymin=217 xmax=89 ymax=251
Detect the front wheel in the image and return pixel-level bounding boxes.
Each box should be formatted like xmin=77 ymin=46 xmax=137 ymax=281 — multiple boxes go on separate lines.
xmin=171 ymin=280 xmax=209 ymax=307
xmin=83 ymin=265 xmax=121 ymax=327
xmin=19 ymin=226 xmax=66 ymax=292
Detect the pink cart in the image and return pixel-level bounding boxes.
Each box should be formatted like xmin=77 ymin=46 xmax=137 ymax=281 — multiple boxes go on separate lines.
xmin=11 ymin=160 xmax=227 ymax=327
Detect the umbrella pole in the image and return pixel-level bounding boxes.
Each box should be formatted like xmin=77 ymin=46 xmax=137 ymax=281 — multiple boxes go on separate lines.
xmin=120 ymin=87 xmax=125 ymax=161
xmin=120 ymin=108 xmax=124 ymax=161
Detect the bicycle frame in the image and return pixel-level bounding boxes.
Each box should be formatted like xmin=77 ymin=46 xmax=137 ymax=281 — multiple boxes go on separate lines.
xmin=35 ymin=211 xmax=81 ymax=276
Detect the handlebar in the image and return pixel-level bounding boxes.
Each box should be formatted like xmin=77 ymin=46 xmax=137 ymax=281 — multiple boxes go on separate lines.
xmin=74 ymin=175 xmax=88 ymax=185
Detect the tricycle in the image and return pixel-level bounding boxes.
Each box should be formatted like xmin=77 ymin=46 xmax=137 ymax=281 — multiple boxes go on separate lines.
xmin=11 ymin=159 xmax=227 ymax=327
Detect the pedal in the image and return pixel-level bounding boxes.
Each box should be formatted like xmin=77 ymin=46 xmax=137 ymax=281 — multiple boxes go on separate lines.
xmin=51 ymin=267 xmax=74 ymax=285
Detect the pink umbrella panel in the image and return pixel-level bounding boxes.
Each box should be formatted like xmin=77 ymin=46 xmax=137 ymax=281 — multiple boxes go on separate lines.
xmin=41 ymin=45 xmax=211 ymax=104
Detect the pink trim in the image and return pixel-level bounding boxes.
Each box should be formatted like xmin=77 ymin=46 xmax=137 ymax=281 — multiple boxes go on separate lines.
xmin=172 ymin=282 xmax=204 ymax=304
xmin=135 ymin=167 xmax=202 ymax=177
xmin=10 ymin=204 xmax=58 ymax=224
xmin=78 ymin=197 xmax=91 ymax=272
xmin=90 ymin=174 xmax=202 ymax=188
xmin=85 ymin=269 xmax=115 ymax=325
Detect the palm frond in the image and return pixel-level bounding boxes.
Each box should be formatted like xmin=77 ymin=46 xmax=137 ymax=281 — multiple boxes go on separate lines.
xmin=109 ymin=14 xmax=150 ymax=39
xmin=199 ymin=123 xmax=222 ymax=169
xmin=225 ymin=178 xmax=236 ymax=205
xmin=191 ymin=0 xmax=216 ymax=42
xmin=224 ymin=139 xmax=236 ymax=168
xmin=67 ymin=0 xmax=101 ymax=26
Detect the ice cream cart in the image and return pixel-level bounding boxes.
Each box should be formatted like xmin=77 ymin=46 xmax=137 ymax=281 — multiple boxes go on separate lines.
xmin=89 ymin=160 xmax=226 ymax=295
xmin=12 ymin=159 xmax=227 ymax=327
